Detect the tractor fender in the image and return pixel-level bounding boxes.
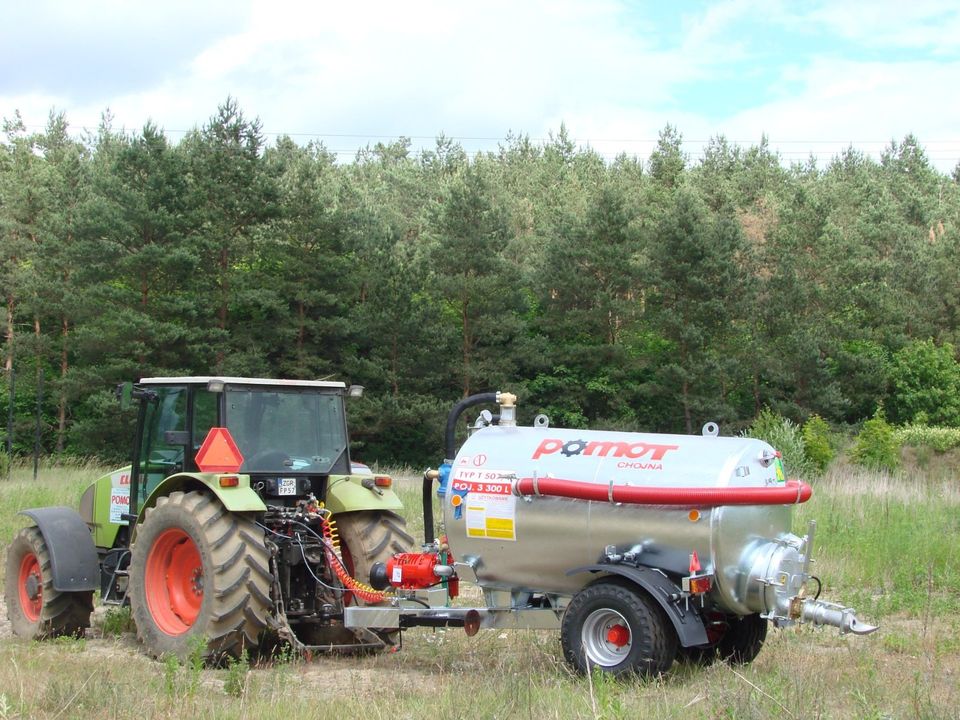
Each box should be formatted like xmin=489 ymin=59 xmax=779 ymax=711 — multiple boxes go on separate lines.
xmin=566 ymin=564 xmax=709 ymax=648
xmin=18 ymin=507 xmax=99 ymax=592
xmin=138 ymin=472 xmax=267 ymax=521
xmin=325 ymin=475 xmax=405 ymax=514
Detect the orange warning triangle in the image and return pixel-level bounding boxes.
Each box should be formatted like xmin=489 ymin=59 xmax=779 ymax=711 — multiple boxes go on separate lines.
xmin=195 ymin=427 xmax=245 ymax=473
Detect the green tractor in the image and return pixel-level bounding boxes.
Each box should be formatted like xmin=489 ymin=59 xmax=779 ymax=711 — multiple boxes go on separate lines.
xmin=4 ymin=376 xmax=413 ymax=660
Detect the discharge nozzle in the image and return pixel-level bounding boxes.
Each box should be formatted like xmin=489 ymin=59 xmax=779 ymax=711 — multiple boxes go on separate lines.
xmin=798 ymin=598 xmax=879 ymax=635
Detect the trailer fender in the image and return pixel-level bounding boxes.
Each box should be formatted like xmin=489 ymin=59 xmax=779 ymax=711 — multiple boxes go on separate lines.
xmin=325 ymin=475 xmax=405 ymax=514
xmin=18 ymin=507 xmax=99 ymax=592
xmin=567 ymin=564 xmax=709 ymax=648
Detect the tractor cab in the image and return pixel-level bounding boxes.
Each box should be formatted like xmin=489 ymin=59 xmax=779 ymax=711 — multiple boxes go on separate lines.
xmin=128 ymin=377 xmax=352 ymax=510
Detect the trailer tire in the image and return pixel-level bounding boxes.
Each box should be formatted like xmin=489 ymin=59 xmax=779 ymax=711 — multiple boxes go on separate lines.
xmin=326 ymin=510 xmax=413 ymax=649
xmin=4 ymin=527 xmax=93 ymax=639
xmin=676 ymin=644 xmax=718 ymax=667
xmin=717 ymin=613 xmax=767 ymax=665
xmin=561 ymin=579 xmax=678 ymax=677
xmin=129 ymin=491 xmax=272 ymax=663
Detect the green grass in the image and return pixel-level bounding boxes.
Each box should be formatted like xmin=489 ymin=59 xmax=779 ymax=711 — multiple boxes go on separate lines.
xmin=0 ymin=461 xmax=957 ymax=718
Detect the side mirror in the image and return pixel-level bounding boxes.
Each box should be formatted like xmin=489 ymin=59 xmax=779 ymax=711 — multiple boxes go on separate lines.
xmin=116 ymin=382 xmax=133 ymax=410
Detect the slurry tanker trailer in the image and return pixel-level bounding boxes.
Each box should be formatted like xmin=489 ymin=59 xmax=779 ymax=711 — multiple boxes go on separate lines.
xmin=349 ymin=391 xmax=876 ymax=676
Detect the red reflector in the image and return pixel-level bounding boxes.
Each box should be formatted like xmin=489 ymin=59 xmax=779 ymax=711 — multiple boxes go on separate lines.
xmin=374 ymin=475 xmax=392 ymax=488
xmin=219 ymin=475 xmax=240 ymax=488
xmin=688 ymin=576 xmax=712 ymax=594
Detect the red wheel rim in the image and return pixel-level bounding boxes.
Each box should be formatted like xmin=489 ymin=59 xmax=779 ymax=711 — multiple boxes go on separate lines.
xmin=145 ymin=528 xmax=203 ymax=635
xmin=18 ymin=552 xmax=42 ymax=622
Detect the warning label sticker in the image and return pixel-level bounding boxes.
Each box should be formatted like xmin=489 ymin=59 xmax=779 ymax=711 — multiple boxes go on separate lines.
xmin=109 ymin=469 xmax=131 ymax=524
xmin=451 ymin=468 xmax=517 ymax=541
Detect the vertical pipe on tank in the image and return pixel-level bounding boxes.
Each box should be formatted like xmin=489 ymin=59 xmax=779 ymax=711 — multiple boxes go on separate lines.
xmin=429 ymin=391 xmax=508 ymax=544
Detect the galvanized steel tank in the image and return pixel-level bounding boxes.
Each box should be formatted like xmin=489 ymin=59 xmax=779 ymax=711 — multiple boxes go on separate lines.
xmin=443 ymin=423 xmax=803 ymax=617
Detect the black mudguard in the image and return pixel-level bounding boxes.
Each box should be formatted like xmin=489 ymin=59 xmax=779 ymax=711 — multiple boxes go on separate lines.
xmin=567 ymin=564 xmax=709 ymax=648
xmin=19 ymin=507 xmax=99 ymax=592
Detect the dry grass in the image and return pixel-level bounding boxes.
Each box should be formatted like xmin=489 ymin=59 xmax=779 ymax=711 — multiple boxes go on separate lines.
xmin=0 ymin=463 xmax=957 ymax=719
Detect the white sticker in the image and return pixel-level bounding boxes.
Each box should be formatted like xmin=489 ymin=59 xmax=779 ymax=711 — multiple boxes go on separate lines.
xmin=109 ymin=470 xmax=131 ymax=524
xmin=278 ymin=478 xmax=297 ymax=496
xmin=392 ymin=566 xmax=403 ymax=583
xmin=450 ymin=469 xmax=517 ymax=541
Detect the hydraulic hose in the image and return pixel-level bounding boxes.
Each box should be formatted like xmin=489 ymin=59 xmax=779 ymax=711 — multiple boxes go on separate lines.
xmin=513 ymin=476 xmax=813 ymax=506
xmin=444 ymin=392 xmax=500 ymax=462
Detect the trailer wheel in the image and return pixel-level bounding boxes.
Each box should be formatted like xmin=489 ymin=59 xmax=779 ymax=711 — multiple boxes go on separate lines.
xmin=4 ymin=527 xmax=93 ymax=639
xmin=561 ymin=579 xmax=678 ymax=677
xmin=129 ymin=491 xmax=272 ymax=662
xmin=717 ymin=613 xmax=768 ymax=665
xmin=323 ymin=510 xmax=413 ymax=648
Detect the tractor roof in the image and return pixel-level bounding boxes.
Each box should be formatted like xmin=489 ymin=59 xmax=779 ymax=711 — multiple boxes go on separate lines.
xmin=138 ymin=376 xmax=347 ymax=389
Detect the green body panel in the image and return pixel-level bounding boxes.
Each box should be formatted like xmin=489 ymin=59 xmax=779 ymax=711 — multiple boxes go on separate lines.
xmin=85 ymin=465 xmax=133 ymax=549
xmin=325 ymin=475 xmax=404 ymax=514
xmin=84 ymin=468 xmax=398 ymax=549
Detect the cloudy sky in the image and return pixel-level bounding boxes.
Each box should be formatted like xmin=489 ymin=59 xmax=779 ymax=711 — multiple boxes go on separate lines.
xmin=3 ymin=0 xmax=959 ymax=172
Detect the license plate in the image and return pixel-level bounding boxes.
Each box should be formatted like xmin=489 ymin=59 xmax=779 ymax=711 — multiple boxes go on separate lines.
xmin=278 ymin=478 xmax=297 ymax=496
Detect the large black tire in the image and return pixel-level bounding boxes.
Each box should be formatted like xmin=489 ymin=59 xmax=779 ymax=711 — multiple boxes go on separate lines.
xmin=128 ymin=491 xmax=272 ymax=662
xmin=4 ymin=527 xmax=93 ymax=639
xmin=561 ymin=578 xmax=678 ymax=678
xmin=675 ymin=644 xmax=718 ymax=667
xmin=717 ymin=613 xmax=768 ymax=665
xmin=301 ymin=510 xmax=412 ymax=649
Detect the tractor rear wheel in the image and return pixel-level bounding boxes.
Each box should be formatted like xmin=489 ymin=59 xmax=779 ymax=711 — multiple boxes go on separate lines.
xmin=561 ymin=578 xmax=678 ymax=677
xmin=4 ymin=527 xmax=93 ymax=639
xmin=129 ymin=491 xmax=272 ymax=662
xmin=301 ymin=510 xmax=413 ymax=650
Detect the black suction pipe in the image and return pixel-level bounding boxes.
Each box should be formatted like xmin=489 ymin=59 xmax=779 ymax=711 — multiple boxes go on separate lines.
xmin=422 ymin=470 xmax=437 ymax=545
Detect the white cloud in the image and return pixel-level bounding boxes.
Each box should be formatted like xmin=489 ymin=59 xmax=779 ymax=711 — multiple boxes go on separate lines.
xmin=720 ymin=57 xmax=960 ymax=169
xmin=805 ymin=1 xmax=960 ymax=54
xmin=2 ymin=1 xmax=958 ymax=173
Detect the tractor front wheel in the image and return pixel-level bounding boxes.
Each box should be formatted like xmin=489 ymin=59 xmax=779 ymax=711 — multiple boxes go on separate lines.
xmin=4 ymin=527 xmax=93 ymax=639
xmin=129 ymin=491 xmax=272 ymax=662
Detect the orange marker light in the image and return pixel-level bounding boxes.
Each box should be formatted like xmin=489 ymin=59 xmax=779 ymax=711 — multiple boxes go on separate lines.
xmin=374 ymin=475 xmax=393 ymax=488
xmin=688 ymin=576 xmax=712 ymax=594
xmin=688 ymin=509 xmax=701 ymax=522
xmin=451 ymin=494 xmax=463 ymax=507
xmin=219 ymin=475 xmax=240 ymax=488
